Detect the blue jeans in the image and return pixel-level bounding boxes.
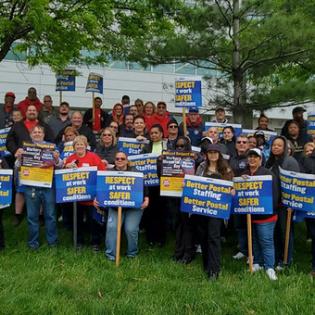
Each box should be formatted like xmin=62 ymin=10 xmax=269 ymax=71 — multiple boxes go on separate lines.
xmin=105 ymin=208 xmax=143 ymax=260
xmin=253 ymin=221 xmax=276 ymax=269
xmin=24 ymin=186 xmax=58 ymax=249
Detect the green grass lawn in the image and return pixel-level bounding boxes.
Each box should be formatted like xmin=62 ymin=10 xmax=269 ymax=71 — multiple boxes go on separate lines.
xmin=1 ymin=210 xmax=315 ymax=315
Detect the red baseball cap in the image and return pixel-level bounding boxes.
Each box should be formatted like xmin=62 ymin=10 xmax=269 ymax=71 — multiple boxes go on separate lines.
xmin=5 ymin=91 xmax=16 ymax=98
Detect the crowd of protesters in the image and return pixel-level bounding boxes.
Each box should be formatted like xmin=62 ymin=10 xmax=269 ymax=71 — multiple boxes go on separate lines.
xmin=1 ymin=87 xmax=315 ymax=282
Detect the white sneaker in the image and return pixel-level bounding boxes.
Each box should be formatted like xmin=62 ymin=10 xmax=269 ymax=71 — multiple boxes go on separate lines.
xmin=196 ymin=245 xmax=202 ymax=254
xmin=233 ymin=252 xmax=246 ymax=260
xmin=266 ymin=268 xmax=278 ymax=281
xmin=253 ymin=264 xmax=263 ymax=272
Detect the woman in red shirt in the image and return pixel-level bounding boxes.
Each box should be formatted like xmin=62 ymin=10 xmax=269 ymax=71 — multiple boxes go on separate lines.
xmin=65 ymin=135 xmax=106 ymax=251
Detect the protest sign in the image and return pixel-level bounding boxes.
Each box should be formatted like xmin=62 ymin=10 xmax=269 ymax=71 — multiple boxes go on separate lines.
xmin=279 ymin=167 xmax=315 ymax=211
xmin=20 ymin=142 xmax=55 ymax=188
xmin=308 ymin=112 xmax=315 ymax=136
xmin=175 ymin=79 xmax=202 ymax=108
xmin=204 ymin=122 xmax=242 ymax=139
xmin=128 ymin=153 xmax=159 ymax=186
xmin=0 ymin=128 xmax=11 ymax=157
xmin=56 ymin=69 xmax=76 ymax=92
xmin=86 ymin=73 xmax=103 ymax=94
xmin=54 ymin=167 xmax=97 ymax=203
xmin=181 ymin=174 xmax=233 ymax=219
xmin=117 ymin=137 xmax=149 ymax=156
xmin=60 ymin=141 xmax=75 ymax=160
xmin=294 ymin=210 xmax=315 ymax=222
xmin=0 ymin=169 xmax=13 ymax=208
xmin=233 ymin=175 xmax=273 ymax=214
xmin=160 ymin=151 xmax=195 ymax=197
xmin=96 ymin=171 xmax=143 ymax=208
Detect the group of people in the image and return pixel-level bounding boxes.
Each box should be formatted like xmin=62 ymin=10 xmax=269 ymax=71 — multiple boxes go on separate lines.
xmin=1 ymin=87 xmax=315 ymax=282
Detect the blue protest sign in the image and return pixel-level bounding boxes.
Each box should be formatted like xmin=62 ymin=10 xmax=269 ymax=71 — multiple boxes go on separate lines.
xmin=56 ymin=69 xmax=76 ymax=92
xmin=279 ymin=167 xmax=315 ymax=212
xmin=96 ymin=171 xmax=143 ymax=208
xmin=175 ymin=79 xmax=202 ymax=107
xmin=117 ymin=137 xmax=149 ymax=156
xmin=0 ymin=169 xmax=13 ymax=208
xmin=233 ymin=175 xmax=273 ymax=214
xmin=128 ymin=153 xmax=159 ymax=186
xmin=60 ymin=141 xmax=75 ymax=160
xmin=180 ymin=174 xmax=233 ymax=219
xmin=293 ymin=211 xmax=315 ymax=222
xmin=86 ymin=73 xmax=103 ymax=94
xmin=204 ymin=122 xmax=242 ymax=139
xmin=307 ymin=112 xmax=315 ymax=136
xmin=54 ymin=167 xmax=97 ymax=203
xmin=0 ymin=128 xmax=11 ymax=157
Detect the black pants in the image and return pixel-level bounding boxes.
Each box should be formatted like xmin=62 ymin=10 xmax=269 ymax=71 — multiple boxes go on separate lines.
xmin=307 ymin=218 xmax=315 ymax=271
xmin=76 ymin=204 xmax=103 ymax=246
xmin=142 ymin=186 xmax=166 ymax=245
xmin=174 ymin=198 xmax=195 ymax=259
xmin=0 ymin=210 xmax=4 ymax=249
xmin=274 ymin=206 xmax=294 ymax=265
xmin=197 ymin=216 xmax=222 ymax=275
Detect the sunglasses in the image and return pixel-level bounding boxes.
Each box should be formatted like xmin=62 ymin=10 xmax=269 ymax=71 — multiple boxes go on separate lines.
xmin=110 ymin=125 xmax=118 ymax=129
xmin=158 ymin=105 xmax=166 ymax=109
xmin=102 ymin=133 xmax=112 ymax=136
xmin=237 ymin=141 xmax=248 ymax=144
xmin=116 ymin=157 xmax=126 ymax=161
xmin=169 ymin=125 xmax=178 ymax=129
xmin=176 ymin=145 xmax=185 ymax=148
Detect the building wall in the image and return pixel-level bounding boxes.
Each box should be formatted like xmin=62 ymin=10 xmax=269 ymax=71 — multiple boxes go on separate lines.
xmin=1 ymin=60 xmax=314 ymax=131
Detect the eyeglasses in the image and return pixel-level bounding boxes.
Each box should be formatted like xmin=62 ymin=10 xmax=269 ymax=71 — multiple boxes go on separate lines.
xmin=168 ymin=125 xmax=178 ymax=129
xmin=116 ymin=157 xmax=126 ymax=161
xmin=158 ymin=105 xmax=166 ymax=109
xmin=102 ymin=134 xmax=112 ymax=137
xmin=176 ymin=145 xmax=185 ymax=148
xmin=110 ymin=125 xmax=118 ymax=129
xmin=237 ymin=141 xmax=248 ymax=144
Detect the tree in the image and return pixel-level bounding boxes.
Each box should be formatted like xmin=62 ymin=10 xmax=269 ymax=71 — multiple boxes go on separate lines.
xmin=128 ymin=0 xmax=315 ymax=127
xmin=0 ymin=0 xmax=174 ymax=70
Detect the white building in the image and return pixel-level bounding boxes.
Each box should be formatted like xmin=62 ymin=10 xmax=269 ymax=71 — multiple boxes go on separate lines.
xmin=1 ymin=53 xmax=314 ymax=132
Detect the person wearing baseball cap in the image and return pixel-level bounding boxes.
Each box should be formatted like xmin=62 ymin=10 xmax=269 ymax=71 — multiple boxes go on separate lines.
xmin=212 ymin=106 xmax=228 ymax=123
xmin=195 ymin=142 xmax=234 ymax=281
xmin=179 ymin=106 xmax=204 ymax=146
xmin=281 ymin=106 xmax=308 ymax=142
xmin=242 ymin=148 xmax=279 ymax=280
xmin=0 ymin=91 xmax=16 ymax=129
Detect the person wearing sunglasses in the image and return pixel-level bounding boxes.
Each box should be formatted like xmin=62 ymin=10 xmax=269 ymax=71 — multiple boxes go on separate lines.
xmin=104 ymin=151 xmax=149 ymax=260
xmin=166 ymin=119 xmax=179 ymax=150
xmin=95 ymin=127 xmax=118 ymax=167
xmin=149 ymin=101 xmax=171 ymax=138
xmin=230 ymin=135 xmax=250 ymax=261
xmin=108 ymin=121 xmax=119 ymax=137
xmin=179 ymin=107 xmax=204 ymax=146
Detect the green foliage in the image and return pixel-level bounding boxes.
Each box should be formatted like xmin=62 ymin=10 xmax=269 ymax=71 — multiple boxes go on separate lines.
xmin=0 ymin=0 xmax=174 ymax=71
xmin=129 ymin=0 xmax=315 ymax=117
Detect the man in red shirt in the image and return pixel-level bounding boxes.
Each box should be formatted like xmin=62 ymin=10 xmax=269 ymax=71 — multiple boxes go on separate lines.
xmin=149 ymin=101 xmax=171 ymax=137
xmin=6 ymin=105 xmax=54 ymax=155
xmin=83 ymin=97 xmax=110 ymax=134
xmin=17 ymin=87 xmax=43 ymax=118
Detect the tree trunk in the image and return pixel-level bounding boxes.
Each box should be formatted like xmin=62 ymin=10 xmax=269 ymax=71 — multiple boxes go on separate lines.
xmin=231 ymin=0 xmax=252 ymax=128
